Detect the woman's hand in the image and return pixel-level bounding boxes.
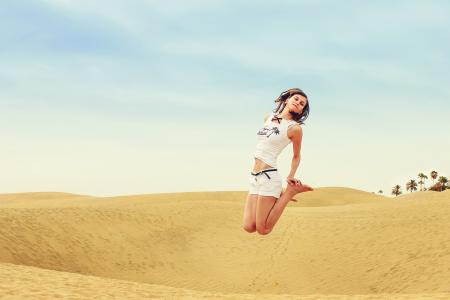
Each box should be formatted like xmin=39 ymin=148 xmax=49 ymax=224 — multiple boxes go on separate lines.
xmin=287 ymin=177 xmax=301 ymax=186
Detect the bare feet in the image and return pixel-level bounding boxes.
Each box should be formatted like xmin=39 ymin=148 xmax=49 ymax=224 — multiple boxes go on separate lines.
xmin=286 ymin=181 xmax=314 ymax=194
xmin=293 ymin=183 xmax=314 ymax=193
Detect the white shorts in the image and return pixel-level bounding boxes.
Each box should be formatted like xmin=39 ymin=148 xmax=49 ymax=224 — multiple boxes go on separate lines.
xmin=248 ymin=168 xmax=283 ymax=198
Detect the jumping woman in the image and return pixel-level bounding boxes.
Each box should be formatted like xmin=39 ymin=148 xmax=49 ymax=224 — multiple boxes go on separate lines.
xmin=242 ymin=88 xmax=313 ymax=235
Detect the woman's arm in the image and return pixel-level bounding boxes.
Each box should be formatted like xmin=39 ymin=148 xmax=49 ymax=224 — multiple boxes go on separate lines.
xmin=287 ymin=125 xmax=303 ymax=183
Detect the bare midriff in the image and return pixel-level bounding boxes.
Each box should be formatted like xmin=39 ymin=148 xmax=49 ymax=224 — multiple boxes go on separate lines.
xmin=253 ymin=157 xmax=274 ymax=173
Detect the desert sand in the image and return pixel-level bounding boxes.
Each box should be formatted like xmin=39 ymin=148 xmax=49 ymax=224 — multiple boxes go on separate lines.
xmin=1 ymin=187 xmax=450 ymax=299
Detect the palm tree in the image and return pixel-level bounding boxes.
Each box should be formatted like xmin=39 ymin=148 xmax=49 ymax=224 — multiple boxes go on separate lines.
xmin=423 ymin=174 xmax=428 ymax=190
xmin=438 ymin=176 xmax=449 ymax=192
xmin=406 ymin=179 xmax=417 ymax=193
xmin=392 ymin=185 xmax=402 ymax=197
xmin=267 ymin=127 xmax=280 ymax=137
xmin=430 ymin=171 xmax=438 ymax=185
xmin=417 ymin=172 xmax=428 ymax=191
xmin=418 ymin=180 xmax=424 ymax=191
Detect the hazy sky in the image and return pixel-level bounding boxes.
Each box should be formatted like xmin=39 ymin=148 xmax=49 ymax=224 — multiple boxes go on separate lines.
xmin=1 ymin=0 xmax=449 ymax=196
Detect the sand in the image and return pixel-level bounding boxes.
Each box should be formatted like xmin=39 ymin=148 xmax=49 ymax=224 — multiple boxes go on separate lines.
xmin=1 ymin=187 xmax=450 ymax=299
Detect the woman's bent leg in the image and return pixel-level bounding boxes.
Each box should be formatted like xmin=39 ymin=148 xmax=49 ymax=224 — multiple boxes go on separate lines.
xmin=255 ymin=195 xmax=277 ymax=235
xmin=242 ymin=193 xmax=259 ymax=233
xmin=256 ymin=183 xmax=313 ymax=235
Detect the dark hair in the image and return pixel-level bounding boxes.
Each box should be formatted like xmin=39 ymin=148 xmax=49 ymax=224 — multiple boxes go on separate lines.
xmin=272 ymin=88 xmax=310 ymax=125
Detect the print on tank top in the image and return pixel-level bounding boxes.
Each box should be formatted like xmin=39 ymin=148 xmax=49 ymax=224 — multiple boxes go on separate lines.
xmin=257 ymin=126 xmax=280 ymax=138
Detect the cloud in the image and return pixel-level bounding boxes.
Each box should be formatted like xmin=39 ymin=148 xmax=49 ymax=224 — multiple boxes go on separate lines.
xmin=0 ymin=1 xmax=142 ymax=57
xmin=0 ymin=1 xmax=449 ymax=195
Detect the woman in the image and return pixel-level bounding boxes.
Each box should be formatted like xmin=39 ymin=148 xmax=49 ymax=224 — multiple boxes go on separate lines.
xmin=243 ymin=88 xmax=313 ymax=235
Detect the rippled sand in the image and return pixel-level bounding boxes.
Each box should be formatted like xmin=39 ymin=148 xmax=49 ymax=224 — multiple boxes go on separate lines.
xmin=1 ymin=188 xmax=449 ymax=299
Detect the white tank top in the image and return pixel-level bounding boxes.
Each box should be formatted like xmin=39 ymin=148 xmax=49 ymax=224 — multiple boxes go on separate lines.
xmin=253 ymin=113 xmax=298 ymax=167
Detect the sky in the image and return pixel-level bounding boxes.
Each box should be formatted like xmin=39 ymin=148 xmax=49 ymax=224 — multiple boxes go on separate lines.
xmin=1 ymin=0 xmax=449 ymax=197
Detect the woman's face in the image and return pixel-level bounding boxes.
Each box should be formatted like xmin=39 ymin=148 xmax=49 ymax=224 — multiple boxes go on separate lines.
xmin=286 ymin=93 xmax=307 ymax=113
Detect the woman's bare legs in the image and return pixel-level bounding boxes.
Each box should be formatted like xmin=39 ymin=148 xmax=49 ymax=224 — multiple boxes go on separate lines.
xmin=242 ymin=193 xmax=259 ymax=233
xmin=256 ymin=183 xmax=313 ymax=235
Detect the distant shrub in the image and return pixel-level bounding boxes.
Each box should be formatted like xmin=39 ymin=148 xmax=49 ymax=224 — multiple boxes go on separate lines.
xmin=428 ymin=182 xmax=447 ymax=192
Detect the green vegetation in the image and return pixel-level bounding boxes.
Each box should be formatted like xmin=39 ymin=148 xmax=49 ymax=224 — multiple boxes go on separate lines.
xmin=390 ymin=170 xmax=448 ymax=197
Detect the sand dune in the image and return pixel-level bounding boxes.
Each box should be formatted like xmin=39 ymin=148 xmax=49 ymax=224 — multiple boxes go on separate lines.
xmin=2 ymin=263 xmax=450 ymax=300
xmin=291 ymin=187 xmax=391 ymax=207
xmin=1 ymin=188 xmax=450 ymax=299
